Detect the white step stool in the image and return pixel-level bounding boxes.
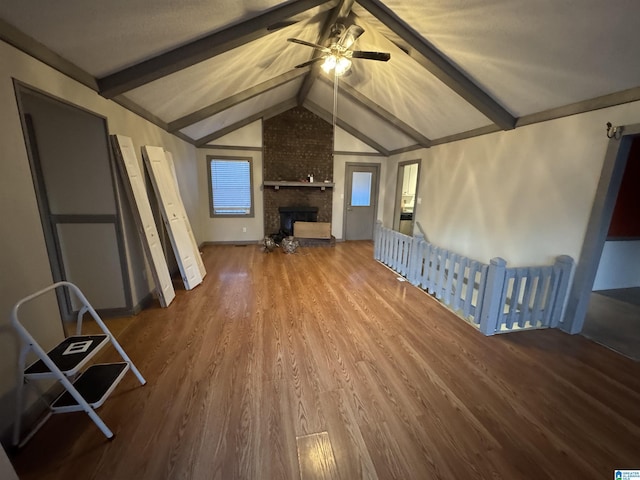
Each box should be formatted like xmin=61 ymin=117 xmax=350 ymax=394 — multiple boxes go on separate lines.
xmin=11 ymin=281 xmax=146 ymax=447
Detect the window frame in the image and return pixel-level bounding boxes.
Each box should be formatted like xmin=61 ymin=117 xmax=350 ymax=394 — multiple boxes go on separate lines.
xmin=207 ymin=155 xmax=255 ymax=218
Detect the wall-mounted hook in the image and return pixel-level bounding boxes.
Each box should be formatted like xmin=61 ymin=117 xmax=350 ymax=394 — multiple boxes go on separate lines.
xmin=606 ymin=122 xmax=623 ymax=139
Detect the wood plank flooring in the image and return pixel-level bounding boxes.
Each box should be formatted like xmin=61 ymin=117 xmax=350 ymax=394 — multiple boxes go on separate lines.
xmin=583 ymin=291 xmax=640 ymax=361
xmin=11 ymin=242 xmax=640 ymax=479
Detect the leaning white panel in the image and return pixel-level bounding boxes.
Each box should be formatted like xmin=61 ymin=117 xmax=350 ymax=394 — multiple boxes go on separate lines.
xmin=111 ymin=135 xmax=175 ymax=307
xmin=142 ymin=145 xmax=203 ymax=290
xmin=164 ymin=150 xmax=206 ymax=280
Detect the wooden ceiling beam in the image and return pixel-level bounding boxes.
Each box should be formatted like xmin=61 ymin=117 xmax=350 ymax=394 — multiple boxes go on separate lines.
xmin=331 ymin=78 xmax=431 ymax=147
xmin=304 ymin=100 xmax=391 ymax=155
xmin=98 ymin=0 xmax=335 ymax=98
xmin=168 ymin=69 xmax=308 ymax=132
xmin=357 ymin=0 xmax=516 ymax=130
xmin=193 ymin=99 xmax=297 ymax=147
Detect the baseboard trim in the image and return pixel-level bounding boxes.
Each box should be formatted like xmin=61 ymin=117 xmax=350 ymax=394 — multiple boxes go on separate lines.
xmin=1 ymin=382 xmax=65 ymax=449
xmin=132 ymin=292 xmax=155 ymax=314
xmin=201 ymin=240 xmax=260 ymax=246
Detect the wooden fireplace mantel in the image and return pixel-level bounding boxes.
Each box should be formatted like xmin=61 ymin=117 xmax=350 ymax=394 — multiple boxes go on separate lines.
xmin=263 ymin=181 xmax=334 ymax=191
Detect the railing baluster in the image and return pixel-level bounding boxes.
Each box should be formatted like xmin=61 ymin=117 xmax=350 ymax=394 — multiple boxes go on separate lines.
xmin=452 ymin=256 xmax=467 ymax=312
xmin=530 ymin=268 xmax=548 ymax=325
xmin=444 ymin=253 xmax=456 ymax=306
xmin=463 ymin=261 xmax=478 ymax=318
xmin=518 ymin=268 xmax=537 ymax=328
xmin=506 ymin=268 xmax=525 ymax=329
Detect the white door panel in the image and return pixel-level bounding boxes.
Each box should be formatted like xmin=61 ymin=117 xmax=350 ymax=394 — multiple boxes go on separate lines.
xmin=142 ymin=145 xmax=202 ymax=290
xmin=164 ymin=151 xmax=206 ymax=279
xmin=112 ymin=135 xmax=175 ymax=307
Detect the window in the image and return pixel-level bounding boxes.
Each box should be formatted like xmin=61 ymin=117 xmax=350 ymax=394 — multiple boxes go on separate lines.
xmin=351 ymin=171 xmax=372 ymax=206
xmin=208 ymin=156 xmax=254 ymax=217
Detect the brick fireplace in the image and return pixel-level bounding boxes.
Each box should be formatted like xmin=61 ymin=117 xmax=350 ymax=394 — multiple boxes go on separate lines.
xmin=263 ymin=107 xmax=333 ymax=235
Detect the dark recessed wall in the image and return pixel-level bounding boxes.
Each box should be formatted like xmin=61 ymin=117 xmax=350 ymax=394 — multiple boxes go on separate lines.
xmin=608 ymin=137 xmax=640 ymax=238
xmin=263 ymin=107 xmax=334 ymax=235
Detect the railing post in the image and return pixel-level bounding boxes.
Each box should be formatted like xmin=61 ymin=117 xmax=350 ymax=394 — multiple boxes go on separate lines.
xmin=408 ymin=234 xmax=425 ymax=285
xmin=550 ymin=255 xmax=575 ymax=328
xmin=374 ymin=221 xmax=382 ymax=260
xmin=479 ymin=257 xmax=507 ymax=335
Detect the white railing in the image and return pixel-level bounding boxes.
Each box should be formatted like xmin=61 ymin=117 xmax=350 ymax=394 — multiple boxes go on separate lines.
xmin=374 ymin=222 xmax=574 ymax=335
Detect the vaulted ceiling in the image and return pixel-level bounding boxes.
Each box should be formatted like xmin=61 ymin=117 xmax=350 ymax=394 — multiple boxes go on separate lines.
xmin=2 ymin=0 xmax=640 ymax=155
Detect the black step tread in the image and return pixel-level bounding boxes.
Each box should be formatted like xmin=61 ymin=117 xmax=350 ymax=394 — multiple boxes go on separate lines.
xmin=52 ymin=363 xmax=128 ymax=408
xmin=25 ymin=335 xmax=109 ymax=376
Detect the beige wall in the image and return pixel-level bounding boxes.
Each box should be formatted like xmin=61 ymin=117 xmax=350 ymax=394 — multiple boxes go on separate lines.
xmin=198 ymin=146 xmax=265 ymax=243
xmin=0 ymin=39 xmax=198 ymax=438
xmin=388 ymin=101 xmax=640 ymax=267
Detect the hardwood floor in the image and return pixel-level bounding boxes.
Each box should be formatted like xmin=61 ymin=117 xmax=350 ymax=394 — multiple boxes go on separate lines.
xmin=11 ymin=242 xmax=640 ymax=479
xmin=583 ymin=291 xmax=640 ymax=361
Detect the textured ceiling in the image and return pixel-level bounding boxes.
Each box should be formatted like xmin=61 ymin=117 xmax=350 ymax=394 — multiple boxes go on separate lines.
xmin=2 ymin=0 xmax=640 ymax=154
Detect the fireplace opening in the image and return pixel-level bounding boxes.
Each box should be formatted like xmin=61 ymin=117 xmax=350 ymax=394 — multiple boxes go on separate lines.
xmin=278 ymin=206 xmax=318 ymax=237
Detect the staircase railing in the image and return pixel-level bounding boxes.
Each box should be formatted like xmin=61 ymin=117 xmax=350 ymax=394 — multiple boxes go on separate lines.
xmin=374 ymin=222 xmax=574 ymax=335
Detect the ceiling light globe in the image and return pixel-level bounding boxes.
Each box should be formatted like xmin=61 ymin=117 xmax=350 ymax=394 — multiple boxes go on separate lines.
xmin=335 ymin=57 xmax=352 ymax=76
xmin=322 ymin=55 xmax=337 ymax=73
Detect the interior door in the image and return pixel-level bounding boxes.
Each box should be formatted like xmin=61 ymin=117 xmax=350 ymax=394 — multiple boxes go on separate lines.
xmin=111 ymin=135 xmax=175 ymax=307
xmin=18 ymin=90 xmax=131 ymax=318
xmin=164 ymin=151 xmax=206 ymax=280
xmin=344 ymin=164 xmax=379 ymax=240
xmin=142 ymin=146 xmax=202 ymax=290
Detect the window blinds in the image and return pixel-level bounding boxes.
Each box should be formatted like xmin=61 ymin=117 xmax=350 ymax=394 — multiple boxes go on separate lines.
xmin=210 ymin=159 xmax=251 ymax=215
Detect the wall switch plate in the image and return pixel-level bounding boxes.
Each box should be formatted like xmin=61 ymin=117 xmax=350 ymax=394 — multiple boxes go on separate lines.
xmin=242 ymin=227 xmax=247 ymax=233
xmin=417 ymin=197 xmax=422 ymax=204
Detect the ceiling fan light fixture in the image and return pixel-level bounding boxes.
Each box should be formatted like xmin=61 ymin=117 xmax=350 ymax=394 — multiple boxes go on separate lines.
xmin=321 ymin=54 xmax=351 ymax=76
xmin=321 ymin=54 xmax=337 ymax=73
xmin=335 ymin=56 xmax=352 ymax=76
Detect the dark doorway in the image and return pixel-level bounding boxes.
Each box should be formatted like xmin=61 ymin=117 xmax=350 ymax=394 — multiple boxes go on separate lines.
xmin=581 ymin=137 xmax=640 ymax=360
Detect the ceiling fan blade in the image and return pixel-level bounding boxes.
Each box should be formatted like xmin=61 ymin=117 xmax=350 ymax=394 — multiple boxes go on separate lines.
xmin=287 ymin=38 xmax=331 ymax=53
xmin=268 ymin=20 xmax=297 ymax=31
xmin=339 ymin=24 xmax=364 ymax=50
xmin=294 ymin=57 xmax=327 ymax=69
xmin=351 ymin=51 xmax=391 ymax=62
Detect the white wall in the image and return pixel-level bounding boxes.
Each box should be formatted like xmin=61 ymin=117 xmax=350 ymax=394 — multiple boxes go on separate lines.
xmin=593 ymin=240 xmax=640 ymax=290
xmin=389 ymin=101 xmax=640 ymax=267
xmin=0 ymin=39 xmax=198 ymax=439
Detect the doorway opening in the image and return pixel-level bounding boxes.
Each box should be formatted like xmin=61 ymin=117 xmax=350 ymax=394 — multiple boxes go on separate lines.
xmin=393 ymin=160 xmax=420 ymax=236
xmin=15 ymin=83 xmax=133 ymax=321
xmin=565 ymin=123 xmax=640 ymax=361
xmin=582 ymin=136 xmax=640 ymax=360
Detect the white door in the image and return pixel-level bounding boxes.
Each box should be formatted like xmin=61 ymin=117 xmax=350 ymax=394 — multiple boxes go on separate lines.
xmin=142 ymin=146 xmax=203 ymax=290
xmin=164 ymin=151 xmax=206 ymax=279
xmin=112 ymin=135 xmax=175 ymax=307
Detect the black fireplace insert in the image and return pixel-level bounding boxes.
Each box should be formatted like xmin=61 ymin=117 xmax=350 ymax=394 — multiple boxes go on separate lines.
xmin=278 ymin=206 xmax=318 ymax=236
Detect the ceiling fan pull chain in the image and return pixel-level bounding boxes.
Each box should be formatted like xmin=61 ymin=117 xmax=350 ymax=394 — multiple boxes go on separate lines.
xmin=333 ymin=70 xmax=339 ymax=155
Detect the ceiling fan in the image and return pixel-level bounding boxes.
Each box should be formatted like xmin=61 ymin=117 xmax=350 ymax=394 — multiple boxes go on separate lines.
xmin=288 ymin=24 xmax=390 ymax=76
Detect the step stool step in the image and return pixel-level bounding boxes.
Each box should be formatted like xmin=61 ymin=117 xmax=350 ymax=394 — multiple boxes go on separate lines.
xmin=25 ymin=335 xmax=109 ymax=379
xmin=51 ymin=363 xmax=129 ymax=413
